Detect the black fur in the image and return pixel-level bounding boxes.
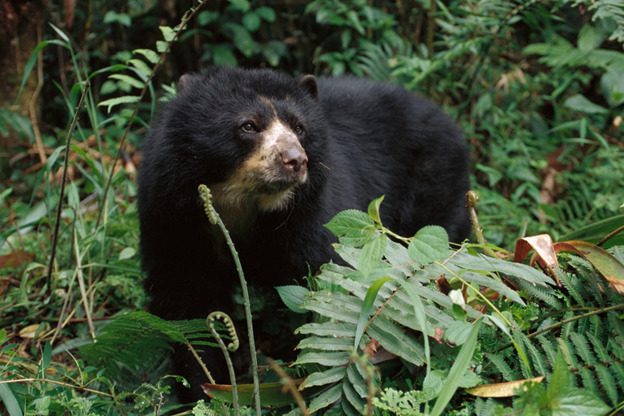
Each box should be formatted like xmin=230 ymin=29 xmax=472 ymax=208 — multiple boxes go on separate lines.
xmin=137 ymin=67 xmax=470 ymax=402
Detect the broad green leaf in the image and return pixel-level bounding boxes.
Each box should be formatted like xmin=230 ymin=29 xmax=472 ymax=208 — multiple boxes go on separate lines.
xmin=564 ymin=94 xmax=608 ymax=114
xmin=550 ymin=389 xmax=611 ymax=416
xmin=242 ymin=12 xmax=261 ymax=32
xmin=276 ymin=285 xmax=310 ymax=314
xmin=118 ymin=247 xmax=136 ymax=260
xmin=578 ymin=24 xmax=599 ymax=51
xmin=228 ymin=0 xmax=250 ymax=12
xmin=408 ymin=225 xmax=450 ymax=265
xmin=255 ymin=6 xmax=276 ymax=22
xmin=197 ymin=11 xmax=219 ymax=26
xmin=325 ymin=209 xmax=375 ymax=243
xmin=357 ymin=233 xmax=387 ymax=278
xmin=444 ymin=321 xmax=474 ymax=346
xmin=430 ymin=318 xmax=482 ymax=416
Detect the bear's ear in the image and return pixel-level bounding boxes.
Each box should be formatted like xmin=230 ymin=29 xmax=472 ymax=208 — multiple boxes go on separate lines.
xmin=298 ymin=74 xmax=318 ymax=99
xmin=177 ymin=74 xmax=196 ymax=92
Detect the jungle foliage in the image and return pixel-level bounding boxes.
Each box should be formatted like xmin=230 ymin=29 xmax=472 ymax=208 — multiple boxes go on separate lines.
xmin=0 ymin=0 xmax=623 ymax=415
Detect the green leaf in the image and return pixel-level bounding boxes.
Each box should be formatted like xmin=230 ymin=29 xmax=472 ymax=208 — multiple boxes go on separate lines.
xmin=357 ymin=233 xmax=387 ymax=278
xmin=295 ymin=350 xmax=350 ymax=367
xmin=354 ymin=277 xmax=393 ymax=349
xmin=577 ymin=25 xmax=599 ymax=52
xmin=197 ymin=11 xmax=219 ymax=26
xmin=308 ymin=384 xmax=343 ymax=413
xmin=301 ymin=367 xmax=346 ymax=389
xmin=242 ymin=12 xmax=261 ymax=32
xmin=407 ymin=225 xmax=450 ymax=265
xmin=228 ymin=0 xmax=250 ymax=12
xmin=276 ymin=285 xmax=310 ymax=314
xmin=256 ymin=6 xmax=276 ymax=22
xmin=127 ymin=58 xmax=152 ymax=77
xmin=108 ymin=74 xmax=144 ymax=90
xmin=118 ymin=247 xmax=136 ymax=260
xmin=0 ymin=384 xmax=23 ymax=416
xmin=367 ymin=195 xmax=384 ymax=225
xmin=430 ymin=318 xmax=482 ymax=416
xmin=133 ymin=48 xmax=159 ymax=64
xmin=104 ymin=11 xmax=131 ymax=27
xmin=16 ymin=39 xmax=69 ymax=102
xmin=563 ymin=94 xmax=609 ymax=115
xmin=98 ymin=95 xmax=140 ymax=113
xmin=444 ymin=321 xmax=474 ymax=346
xmin=159 ymin=25 xmax=176 ymax=42
xmin=325 ymin=209 xmax=375 ymax=240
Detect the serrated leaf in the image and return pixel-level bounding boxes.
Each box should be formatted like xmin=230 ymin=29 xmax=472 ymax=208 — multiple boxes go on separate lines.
xmin=444 ymin=321 xmax=473 ymax=346
xmin=325 ymin=209 xmax=375 ymax=240
xmin=276 ymin=285 xmax=309 ymax=314
xmin=408 ymin=225 xmax=450 ymax=265
xmin=357 ymin=234 xmax=387 ymax=278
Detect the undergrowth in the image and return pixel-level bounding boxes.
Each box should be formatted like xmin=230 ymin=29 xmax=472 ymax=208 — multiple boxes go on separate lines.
xmin=1 ymin=0 xmax=623 ymax=415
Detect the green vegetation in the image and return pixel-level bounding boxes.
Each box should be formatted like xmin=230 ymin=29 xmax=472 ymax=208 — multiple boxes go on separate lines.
xmin=1 ymin=0 xmax=623 ymax=415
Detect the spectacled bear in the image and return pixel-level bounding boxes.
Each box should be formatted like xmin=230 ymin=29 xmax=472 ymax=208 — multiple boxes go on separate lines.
xmin=137 ymin=66 xmax=470 ymax=402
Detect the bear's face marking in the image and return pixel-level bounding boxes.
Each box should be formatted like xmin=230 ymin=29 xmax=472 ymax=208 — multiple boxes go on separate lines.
xmin=211 ymin=116 xmax=309 ymax=227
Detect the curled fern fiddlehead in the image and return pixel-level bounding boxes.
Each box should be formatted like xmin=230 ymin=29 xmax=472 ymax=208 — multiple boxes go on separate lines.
xmin=198 ymin=184 xmax=218 ymax=225
xmin=207 ymin=311 xmax=239 ymax=352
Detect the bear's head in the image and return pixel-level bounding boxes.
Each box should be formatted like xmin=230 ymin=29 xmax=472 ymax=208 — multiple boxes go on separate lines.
xmin=155 ymin=68 xmax=326 ymax=226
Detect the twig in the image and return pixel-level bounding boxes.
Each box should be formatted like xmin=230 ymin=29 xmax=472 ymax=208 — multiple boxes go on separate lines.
xmin=45 ymin=83 xmax=90 ymax=294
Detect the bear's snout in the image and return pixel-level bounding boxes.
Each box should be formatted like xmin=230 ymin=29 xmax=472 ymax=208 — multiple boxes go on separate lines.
xmin=280 ymin=145 xmax=308 ymax=173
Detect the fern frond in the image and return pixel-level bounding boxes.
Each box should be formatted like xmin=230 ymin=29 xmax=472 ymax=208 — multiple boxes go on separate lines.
xmin=78 ymin=311 xmax=214 ymax=379
xmin=487 ymin=353 xmax=518 ymax=382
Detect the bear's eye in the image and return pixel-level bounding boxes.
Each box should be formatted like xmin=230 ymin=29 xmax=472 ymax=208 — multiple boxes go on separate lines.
xmin=294 ymin=124 xmax=304 ymax=135
xmin=241 ymin=122 xmax=257 ymax=133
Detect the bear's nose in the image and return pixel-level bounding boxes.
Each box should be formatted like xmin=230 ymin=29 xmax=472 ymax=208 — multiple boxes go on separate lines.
xmin=281 ymin=147 xmax=308 ymax=172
